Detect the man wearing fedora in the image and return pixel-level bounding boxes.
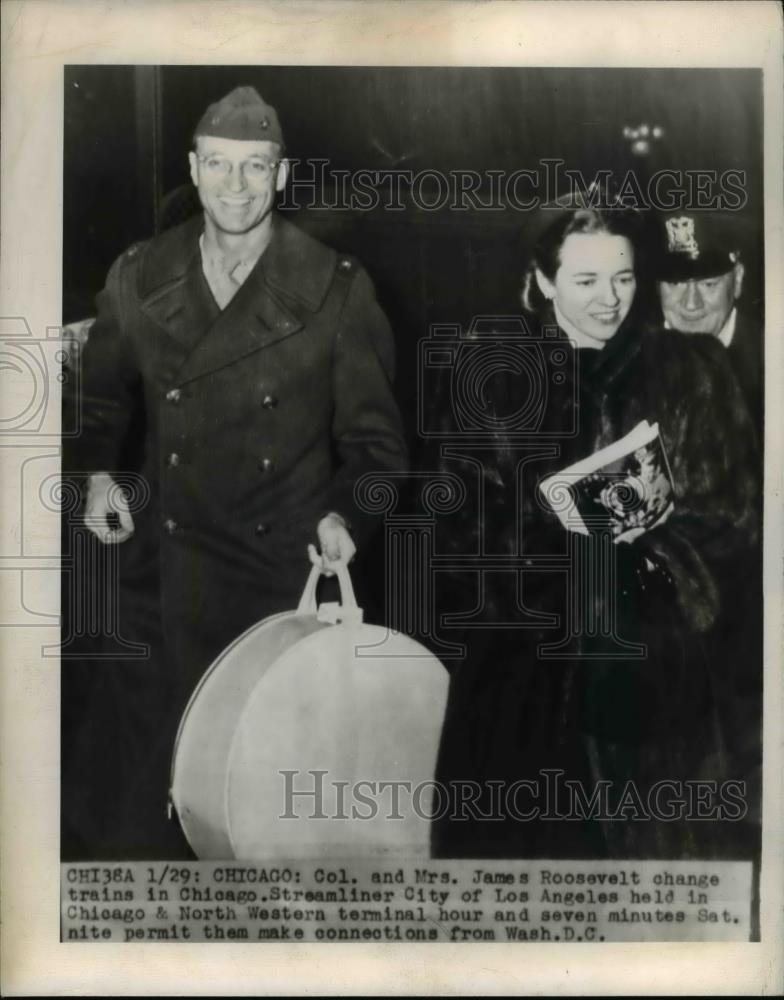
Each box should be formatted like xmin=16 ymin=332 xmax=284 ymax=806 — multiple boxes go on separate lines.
xmin=64 ymin=86 xmax=407 ymax=857
xmin=655 ymin=210 xmax=763 ymax=433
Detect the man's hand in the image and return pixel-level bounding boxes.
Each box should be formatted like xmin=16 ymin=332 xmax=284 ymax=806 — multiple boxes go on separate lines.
xmin=84 ymin=472 xmax=135 ymax=544
xmin=308 ymin=512 xmax=356 ymax=573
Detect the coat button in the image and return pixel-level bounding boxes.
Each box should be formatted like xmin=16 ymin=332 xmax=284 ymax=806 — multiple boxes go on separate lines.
xmin=338 ymin=258 xmax=352 ymax=272
xmin=167 ymin=453 xmax=180 ymax=467
xmin=262 ymin=394 xmax=278 ymax=409
xmin=163 ymin=518 xmax=178 ymax=534
xmin=255 ymin=523 xmax=269 ymax=536
xmin=259 ymin=457 xmax=275 ymax=473
xmin=165 ymin=388 xmax=181 ymax=403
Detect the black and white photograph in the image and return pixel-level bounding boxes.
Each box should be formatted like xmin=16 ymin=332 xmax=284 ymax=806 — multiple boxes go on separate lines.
xmin=2 ymin=1 xmax=783 ymax=995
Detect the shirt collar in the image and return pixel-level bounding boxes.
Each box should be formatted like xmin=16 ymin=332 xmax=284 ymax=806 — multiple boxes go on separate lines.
xmin=718 ymin=307 xmax=738 ymax=348
xmin=198 ymin=232 xmax=262 ymax=288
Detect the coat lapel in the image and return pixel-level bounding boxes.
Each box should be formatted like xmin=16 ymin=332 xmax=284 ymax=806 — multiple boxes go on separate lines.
xmin=139 ymin=214 xmax=336 ymax=385
xmin=174 ymin=258 xmax=304 ymax=385
xmin=139 ymin=216 xmax=219 ymax=362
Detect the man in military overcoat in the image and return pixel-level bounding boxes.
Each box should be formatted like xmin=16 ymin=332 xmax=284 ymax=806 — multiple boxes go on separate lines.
xmin=63 ymin=87 xmax=407 ymax=857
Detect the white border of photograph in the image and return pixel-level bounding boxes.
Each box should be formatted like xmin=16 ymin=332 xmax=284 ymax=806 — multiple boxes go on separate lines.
xmin=1 ymin=1 xmax=782 ymax=994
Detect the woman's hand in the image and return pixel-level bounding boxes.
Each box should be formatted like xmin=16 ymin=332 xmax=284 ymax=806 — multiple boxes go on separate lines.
xmin=614 ymin=501 xmax=673 ymax=545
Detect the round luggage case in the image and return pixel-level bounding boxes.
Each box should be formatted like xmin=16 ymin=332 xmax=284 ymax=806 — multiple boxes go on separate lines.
xmin=170 ymin=562 xmax=448 ymax=859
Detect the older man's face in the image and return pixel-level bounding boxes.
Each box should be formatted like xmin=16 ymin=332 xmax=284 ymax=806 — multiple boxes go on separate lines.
xmin=658 ymin=263 xmax=744 ymax=337
xmin=189 ymin=136 xmax=286 ymax=237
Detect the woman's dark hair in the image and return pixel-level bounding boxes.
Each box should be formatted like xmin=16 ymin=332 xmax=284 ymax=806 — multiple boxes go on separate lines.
xmin=521 ymin=206 xmax=642 ymax=315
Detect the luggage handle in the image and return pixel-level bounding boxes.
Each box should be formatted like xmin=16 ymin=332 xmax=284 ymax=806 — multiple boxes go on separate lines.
xmin=296 ymin=559 xmax=363 ymax=623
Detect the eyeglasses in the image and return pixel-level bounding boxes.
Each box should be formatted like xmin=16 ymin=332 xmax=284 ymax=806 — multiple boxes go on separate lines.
xmin=197 ymin=154 xmax=280 ymax=181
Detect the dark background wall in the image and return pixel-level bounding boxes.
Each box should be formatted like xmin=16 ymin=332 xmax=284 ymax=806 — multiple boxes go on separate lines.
xmin=63 ymin=65 xmax=764 ymax=447
xmin=61 ymin=66 xmax=765 ymax=863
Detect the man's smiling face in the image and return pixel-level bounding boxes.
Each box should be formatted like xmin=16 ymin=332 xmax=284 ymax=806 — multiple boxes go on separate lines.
xmin=189 ymin=136 xmax=287 ymax=237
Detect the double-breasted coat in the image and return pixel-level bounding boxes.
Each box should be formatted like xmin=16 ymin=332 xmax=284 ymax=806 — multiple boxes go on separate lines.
xmin=63 ymin=213 xmax=407 ymax=857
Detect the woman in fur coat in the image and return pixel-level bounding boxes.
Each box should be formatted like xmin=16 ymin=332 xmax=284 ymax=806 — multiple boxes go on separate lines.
xmin=431 ymin=203 xmax=761 ymax=861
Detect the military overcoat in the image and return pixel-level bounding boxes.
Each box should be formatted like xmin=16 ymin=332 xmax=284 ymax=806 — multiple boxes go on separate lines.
xmin=63 ymin=214 xmax=408 ymax=856
xmin=69 ymin=212 xmax=407 ymax=695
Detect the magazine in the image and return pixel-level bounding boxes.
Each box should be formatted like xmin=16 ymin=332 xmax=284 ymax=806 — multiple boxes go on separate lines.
xmin=539 ymin=420 xmax=675 ymax=537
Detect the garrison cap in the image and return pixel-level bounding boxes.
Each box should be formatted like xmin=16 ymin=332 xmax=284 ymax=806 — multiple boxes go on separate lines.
xmin=194 ymin=86 xmax=284 ymax=146
xmin=654 ymin=210 xmax=742 ymax=282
